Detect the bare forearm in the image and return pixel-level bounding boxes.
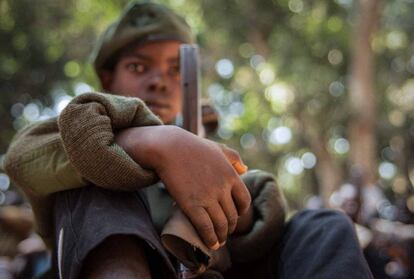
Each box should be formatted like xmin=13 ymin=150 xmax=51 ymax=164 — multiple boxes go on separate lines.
xmin=115 ymin=125 xmax=179 ymax=170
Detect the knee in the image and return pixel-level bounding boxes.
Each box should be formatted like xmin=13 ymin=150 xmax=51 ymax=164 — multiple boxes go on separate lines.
xmin=81 ymin=235 xmax=152 ymax=279
xmin=301 ymin=208 xmax=351 ymax=222
xmin=291 ymin=209 xmax=355 ymax=235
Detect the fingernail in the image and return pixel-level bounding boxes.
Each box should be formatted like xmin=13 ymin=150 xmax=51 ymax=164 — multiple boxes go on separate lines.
xmin=219 ymin=241 xmax=226 ymax=247
xmin=210 ymin=242 xmax=220 ymax=250
xmin=233 ymin=162 xmax=248 ymax=174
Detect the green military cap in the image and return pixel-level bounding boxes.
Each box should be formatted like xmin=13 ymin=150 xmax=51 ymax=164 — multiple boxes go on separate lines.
xmin=91 ymin=1 xmax=194 ymax=75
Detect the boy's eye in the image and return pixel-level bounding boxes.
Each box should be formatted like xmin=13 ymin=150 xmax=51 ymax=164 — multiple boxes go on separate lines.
xmin=126 ymin=63 xmax=146 ymax=73
xmin=169 ymin=65 xmax=180 ymax=76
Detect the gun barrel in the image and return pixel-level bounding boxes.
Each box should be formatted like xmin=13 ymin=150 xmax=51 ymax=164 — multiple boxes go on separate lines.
xmin=180 ymin=44 xmax=201 ymax=136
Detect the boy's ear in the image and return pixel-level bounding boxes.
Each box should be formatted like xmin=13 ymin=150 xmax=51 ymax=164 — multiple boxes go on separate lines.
xmin=99 ymin=70 xmax=114 ymax=91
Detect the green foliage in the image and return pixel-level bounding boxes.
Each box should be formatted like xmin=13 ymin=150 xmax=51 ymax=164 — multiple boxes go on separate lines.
xmin=1 ymin=0 xmax=414 ymax=209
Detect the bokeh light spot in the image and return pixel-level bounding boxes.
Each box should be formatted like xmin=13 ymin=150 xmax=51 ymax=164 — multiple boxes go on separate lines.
xmin=407 ymin=195 xmax=414 ymax=213
xmin=333 ymin=138 xmax=349 ymax=154
xmin=10 ymin=103 xmax=24 ymax=118
xmin=334 ymin=0 xmax=353 ymax=8
xmin=54 ymin=95 xmax=73 ymax=114
xmin=250 ymin=55 xmax=265 ymax=69
xmin=270 ymin=126 xmax=292 ymax=145
xmin=259 ymin=68 xmax=275 ymax=85
xmin=64 ymin=61 xmax=81 ymax=78
xmin=0 ymin=173 xmax=10 ymax=191
xmin=265 ymin=83 xmax=295 ymax=106
xmin=288 ymin=0 xmax=304 ymax=13
xmin=392 ymin=176 xmax=407 ymax=194
xmin=240 ymin=133 xmax=257 ymax=149
xmin=74 ymin=82 xmax=94 ymax=96
xmin=218 ymin=127 xmax=233 ymax=140
xmin=23 ymin=103 xmax=40 ymax=122
xmin=329 ymin=81 xmax=345 ymax=97
xmin=386 ymin=31 xmax=408 ymax=50
xmin=379 ymin=162 xmax=397 ymax=180
xmin=388 ymin=110 xmax=405 ymax=127
xmin=327 ymin=16 xmax=343 ymax=32
xmin=328 ymin=49 xmax=343 ymax=65
xmin=215 ymin=59 xmax=234 ymax=79
xmin=301 ymin=152 xmax=317 ymax=169
xmin=285 ymin=157 xmax=304 ymax=175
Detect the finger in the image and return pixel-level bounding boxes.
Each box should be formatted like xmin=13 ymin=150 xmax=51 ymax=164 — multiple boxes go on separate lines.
xmin=184 ymin=206 xmax=220 ymax=250
xmin=219 ymin=195 xmax=239 ymax=235
xmin=233 ymin=161 xmax=248 ymax=175
xmin=231 ymin=178 xmax=252 ymax=216
xmin=206 ymin=204 xmax=228 ymax=246
xmin=234 ymin=205 xmax=254 ymax=234
xmin=220 ymin=144 xmax=248 ymax=175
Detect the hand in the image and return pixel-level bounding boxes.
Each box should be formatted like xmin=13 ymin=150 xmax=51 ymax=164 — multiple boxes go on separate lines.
xmin=115 ymin=125 xmax=251 ymax=250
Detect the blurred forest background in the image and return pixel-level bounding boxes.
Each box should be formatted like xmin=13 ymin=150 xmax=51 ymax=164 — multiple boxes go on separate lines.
xmin=0 ymin=0 xmax=414 ymax=278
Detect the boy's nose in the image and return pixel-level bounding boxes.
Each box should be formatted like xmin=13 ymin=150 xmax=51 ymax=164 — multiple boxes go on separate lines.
xmin=147 ymin=73 xmax=167 ymax=93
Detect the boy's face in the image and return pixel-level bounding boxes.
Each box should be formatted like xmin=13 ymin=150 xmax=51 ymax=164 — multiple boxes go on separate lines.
xmin=102 ymin=40 xmax=182 ymax=124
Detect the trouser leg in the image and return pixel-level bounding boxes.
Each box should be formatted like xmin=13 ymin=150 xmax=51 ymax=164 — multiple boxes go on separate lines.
xmin=53 ymin=186 xmax=176 ymax=279
xmin=275 ymin=209 xmax=373 ymax=279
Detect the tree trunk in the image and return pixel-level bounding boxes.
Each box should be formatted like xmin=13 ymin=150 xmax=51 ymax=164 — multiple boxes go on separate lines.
xmin=348 ymin=0 xmax=380 ymax=186
xmin=310 ymin=134 xmax=343 ymax=206
xmin=297 ymin=111 xmax=344 ymax=206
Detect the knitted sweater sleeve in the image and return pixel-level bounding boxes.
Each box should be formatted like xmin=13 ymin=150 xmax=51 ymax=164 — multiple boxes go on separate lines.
xmin=4 ymin=92 xmax=163 ymax=196
xmin=4 ymin=118 xmax=87 ymax=196
xmin=227 ymin=170 xmax=288 ymax=263
xmin=57 ymin=92 xmax=163 ymax=191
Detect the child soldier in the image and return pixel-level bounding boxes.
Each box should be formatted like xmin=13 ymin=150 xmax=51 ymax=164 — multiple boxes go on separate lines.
xmin=4 ymin=2 xmax=373 ymax=279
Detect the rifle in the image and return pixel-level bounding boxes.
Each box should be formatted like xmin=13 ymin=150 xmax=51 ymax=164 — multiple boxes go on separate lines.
xmin=162 ymin=45 xmax=230 ymax=278
xmin=180 ymin=44 xmax=202 ymax=137
xmin=175 ymin=44 xmax=204 ymax=277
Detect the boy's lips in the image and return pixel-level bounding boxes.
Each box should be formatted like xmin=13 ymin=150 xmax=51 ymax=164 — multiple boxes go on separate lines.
xmin=146 ymin=102 xmax=170 ymax=114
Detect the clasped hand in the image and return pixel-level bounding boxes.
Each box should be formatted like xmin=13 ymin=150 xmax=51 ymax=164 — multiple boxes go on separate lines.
xmin=115 ymin=125 xmax=251 ymax=250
